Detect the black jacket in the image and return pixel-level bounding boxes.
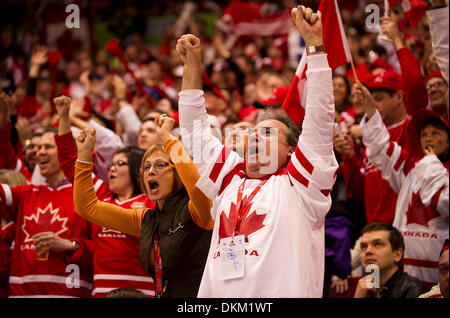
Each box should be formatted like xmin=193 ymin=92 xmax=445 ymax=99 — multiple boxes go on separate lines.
xmin=138 ymin=189 xmax=212 ymax=298
xmin=377 ymin=269 xmax=429 ymax=298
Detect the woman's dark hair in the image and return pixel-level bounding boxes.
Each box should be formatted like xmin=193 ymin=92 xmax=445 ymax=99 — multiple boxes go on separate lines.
xmin=332 ymin=74 xmax=351 ymax=113
xmin=361 ymin=222 xmax=405 ymax=270
xmin=91 ymin=113 xmax=115 ymax=132
xmin=116 ymin=146 xmax=146 ymax=197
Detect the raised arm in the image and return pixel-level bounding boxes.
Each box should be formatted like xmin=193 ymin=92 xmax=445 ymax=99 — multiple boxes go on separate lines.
xmin=177 ymin=34 xmax=243 ymax=200
xmin=54 ymin=95 xmax=77 ymax=183
xmin=73 ymin=126 xmax=145 ymax=237
xmin=427 ymin=2 xmax=449 ymax=83
xmin=286 ymin=6 xmax=338 ymax=196
xmin=155 ymin=114 xmax=213 ymax=230
xmin=381 ymin=16 xmax=428 ymax=114
xmin=112 ymin=75 xmax=142 ymax=147
xmin=356 ymin=82 xmax=411 ymax=193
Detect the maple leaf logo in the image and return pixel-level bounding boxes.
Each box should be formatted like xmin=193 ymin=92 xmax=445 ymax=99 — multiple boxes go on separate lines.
xmin=218 ymin=195 xmax=267 ymax=244
xmin=405 ymin=191 xmax=441 ymax=229
xmin=22 ymin=203 xmax=68 ymax=242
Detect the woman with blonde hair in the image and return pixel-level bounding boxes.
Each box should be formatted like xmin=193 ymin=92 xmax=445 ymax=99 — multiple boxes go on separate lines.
xmin=73 ymin=114 xmax=213 ymax=298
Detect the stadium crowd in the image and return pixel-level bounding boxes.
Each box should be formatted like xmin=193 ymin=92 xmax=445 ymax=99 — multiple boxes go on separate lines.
xmin=0 ymin=0 xmax=448 ymax=298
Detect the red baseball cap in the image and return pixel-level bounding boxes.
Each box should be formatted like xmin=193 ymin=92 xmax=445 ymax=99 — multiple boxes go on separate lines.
xmin=362 ymin=71 xmax=405 ymax=93
xmin=425 ymin=70 xmax=444 ymax=85
xmin=411 ymin=108 xmax=449 ymax=136
xmin=238 ymin=105 xmax=259 ymax=121
xmin=253 ymin=86 xmax=289 ymax=109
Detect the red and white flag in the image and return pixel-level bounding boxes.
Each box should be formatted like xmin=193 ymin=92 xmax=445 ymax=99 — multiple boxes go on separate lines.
xmin=389 ymin=0 xmax=429 ymax=29
xmin=282 ymin=0 xmax=352 ymax=126
xmin=217 ymin=2 xmax=293 ymax=38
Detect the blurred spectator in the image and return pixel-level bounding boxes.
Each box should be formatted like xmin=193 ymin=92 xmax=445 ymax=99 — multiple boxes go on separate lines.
xmin=419 ymin=239 xmax=449 ymax=298
xmin=0 ymin=169 xmax=26 ymax=298
xmin=358 ymin=81 xmax=449 ymax=286
xmin=354 ymin=222 xmax=428 ymax=298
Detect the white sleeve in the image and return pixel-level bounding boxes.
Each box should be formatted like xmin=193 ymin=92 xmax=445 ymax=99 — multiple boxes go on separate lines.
xmin=427 ymin=6 xmax=449 ymax=83
xmin=178 ymin=90 xmax=243 ymax=199
xmin=115 ymin=104 xmax=142 ymax=147
xmin=287 ymin=54 xmax=338 ymax=195
xmin=360 ymin=111 xmax=412 ymax=194
xmin=414 ymin=155 xmax=449 ymax=218
xmin=89 ymin=120 xmax=124 ymax=183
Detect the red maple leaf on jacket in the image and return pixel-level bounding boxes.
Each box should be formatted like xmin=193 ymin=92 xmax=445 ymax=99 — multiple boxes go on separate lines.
xmin=405 ymin=191 xmax=441 ymax=228
xmin=218 ymin=195 xmax=267 ymax=243
xmin=22 ymin=203 xmax=68 ymax=242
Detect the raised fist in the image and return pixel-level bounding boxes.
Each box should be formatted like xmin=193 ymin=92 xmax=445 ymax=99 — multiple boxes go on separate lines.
xmin=291 ymin=5 xmax=323 ymax=47
xmin=76 ymin=126 xmax=96 ymax=160
xmin=155 ymin=113 xmax=175 ymax=143
xmin=54 ymin=95 xmax=72 ymax=118
xmin=176 ymin=34 xmax=202 ymax=66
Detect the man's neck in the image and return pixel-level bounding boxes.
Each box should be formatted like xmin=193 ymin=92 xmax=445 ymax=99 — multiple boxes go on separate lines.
xmin=386 ymin=113 xmax=407 ymax=129
xmin=380 ymin=266 xmax=399 ymax=287
xmin=45 ymin=172 xmax=66 ymax=188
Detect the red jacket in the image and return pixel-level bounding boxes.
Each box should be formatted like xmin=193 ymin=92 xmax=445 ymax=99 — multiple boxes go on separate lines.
xmin=0 ymin=181 xmax=94 ymax=297
xmin=55 ymin=131 xmax=156 ymax=297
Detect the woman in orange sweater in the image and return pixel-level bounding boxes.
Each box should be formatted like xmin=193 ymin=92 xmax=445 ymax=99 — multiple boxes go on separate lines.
xmin=73 ymin=114 xmax=213 ymax=298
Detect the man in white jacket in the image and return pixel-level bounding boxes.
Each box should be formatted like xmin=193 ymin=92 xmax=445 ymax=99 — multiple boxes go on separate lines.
xmin=355 ymin=82 xmax=449 ymax=287
xmin=176 ymin=5 xmax=338 ymax=297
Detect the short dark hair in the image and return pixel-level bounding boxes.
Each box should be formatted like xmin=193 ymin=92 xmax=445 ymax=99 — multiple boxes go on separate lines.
xmin=42 ymin=127 xmax=58 ymax=135
xmin=419 ymin=118 xmax=449 ymax=139
xmin=256 ymin=109 xmax=300 ymax=148
xmin=105 ymin=287 xmax=147 ymax=298
xmin=361 ymin=222 xmax=405 ymax=269
xmin=368 ymin=87 xmax=396 ymax=97
xmin=116 ymin=146 xmax=146 ymax=197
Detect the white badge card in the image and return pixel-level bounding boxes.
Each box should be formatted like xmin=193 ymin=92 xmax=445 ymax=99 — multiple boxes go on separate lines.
xmin=220 ymin=235 xmax=245 ymax=280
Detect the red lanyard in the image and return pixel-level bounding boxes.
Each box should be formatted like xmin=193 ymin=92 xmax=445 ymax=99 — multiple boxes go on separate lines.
xmin=233 ymin=179 xmax=267 ymax=236
xmin=153 ymin=232 xmax=163 ymax=297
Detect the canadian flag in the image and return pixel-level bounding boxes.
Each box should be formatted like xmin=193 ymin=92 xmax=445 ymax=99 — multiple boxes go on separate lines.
xmin=217 ymin=1 xmax=293 ymax=38
xmin=389 ymin=0 xmax=429 ymax=29
xmin=282 ymin=0 xmax=352 ymax=126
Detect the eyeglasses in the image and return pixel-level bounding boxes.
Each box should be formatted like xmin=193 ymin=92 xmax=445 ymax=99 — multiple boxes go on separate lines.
xmin=141 ymin=161 xmax=174 ymax=173
xmin=108 ymin=160 xmax=129 ymax=170
xmin=426 ymin=81 xmax=447 ymax=91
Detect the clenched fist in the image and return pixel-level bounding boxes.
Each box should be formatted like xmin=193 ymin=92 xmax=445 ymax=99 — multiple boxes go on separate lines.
xmin=155 ymin=113 xmax=175 ymax=144
xmin=291 ymin=5 xmax=323 ymax=48
xmin=176 ymin=34 xmax=202 ymax=67
xmin=54 ymin=95 xmax=72 ymax=118
xmin=76 ymin=126 xmax=96 ymax=162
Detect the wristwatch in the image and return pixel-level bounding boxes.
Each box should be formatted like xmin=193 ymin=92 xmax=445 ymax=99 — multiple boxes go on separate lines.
xmin=306 ymin=45 xmax=325 ymax=55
